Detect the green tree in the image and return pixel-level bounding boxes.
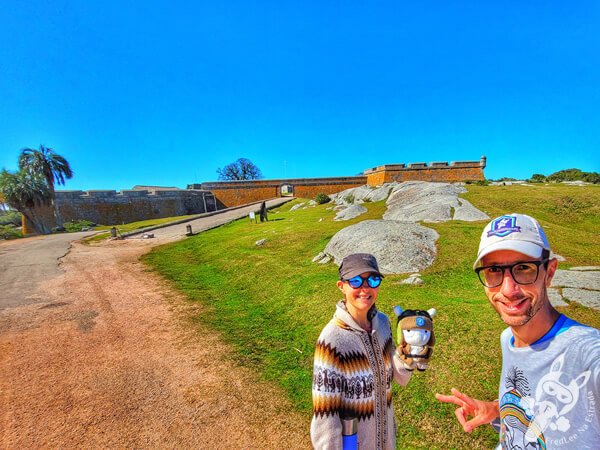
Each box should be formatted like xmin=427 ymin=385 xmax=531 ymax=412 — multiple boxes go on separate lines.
xmin=529 ymin=173 xmax=547 ymax=183
xmin=18 ymin=145 xmax=73 ymax=226
xmin=0 ymin=169 xmax=53 ymax=234
xmin=546 ymin=168 xmax=600 ymax=184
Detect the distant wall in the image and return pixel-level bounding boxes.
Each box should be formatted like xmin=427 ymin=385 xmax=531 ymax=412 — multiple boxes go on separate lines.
xmin=192 ymin=176 xmax=367 ymax=208
xmin=194 ymin=157 xmax=485 ymax=208
xmin=26 ymin=189 xmax=216 ymax=231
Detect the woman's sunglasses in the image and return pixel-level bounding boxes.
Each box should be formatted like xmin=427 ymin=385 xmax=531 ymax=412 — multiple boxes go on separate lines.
xmin=343 ymin=274 xmax=382 ymax=289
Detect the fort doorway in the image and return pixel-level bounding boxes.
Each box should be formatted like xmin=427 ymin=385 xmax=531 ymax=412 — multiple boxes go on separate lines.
xmin=280 ymin=184 xmax=294 ymax=197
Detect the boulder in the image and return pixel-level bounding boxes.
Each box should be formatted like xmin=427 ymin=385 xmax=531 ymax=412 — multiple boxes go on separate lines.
xmin=552 ymin=269 xmax=600 ymax=291
xmin=548 ymin=288 xmax=568 ymax=307
xmin=453 ymin=198 xmax=490 ymax=221
xmin=384 ymin=181 xmax=489 ymax=223
xmin=323 ymin=220 xmax=439 ymax=274
xmin=332 ymin=183 xmax=396 ymax=206
xmin=334 ymin=204 xmax=368 ymax=221
xmin=561 ymin=288 xmax=600 ymax=309
xmin=312 ymin=252 xmax=332 ymax=264
xmin=400 ymin=273 xmax=424 ymax=285
xmin=551 ymin=268 xmax=600 ymax=310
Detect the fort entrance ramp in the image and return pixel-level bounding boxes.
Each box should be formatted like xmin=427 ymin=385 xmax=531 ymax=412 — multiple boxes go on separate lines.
xmin=124 ymin=197 xmax=292 ymax=242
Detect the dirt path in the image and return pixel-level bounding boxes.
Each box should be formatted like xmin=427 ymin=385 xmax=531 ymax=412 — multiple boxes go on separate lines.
xmin=0 ymin=238 xmax=309 ymax=448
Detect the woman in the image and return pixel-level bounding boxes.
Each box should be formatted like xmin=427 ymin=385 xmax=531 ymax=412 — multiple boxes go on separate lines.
xmin=310 ymin=253 xmax=415 ymax=449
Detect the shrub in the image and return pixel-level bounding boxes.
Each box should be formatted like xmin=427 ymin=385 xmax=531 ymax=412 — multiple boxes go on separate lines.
xmin=546 ymin=168 xmax=599 ymax=184
xmin=314 ymin=193 xmax=331 ymax=204
xmin=343 ymin=194 xmax=355 ymax=204
xmin=0 ymin=224 xmax=22 ymax=240
xmin=63 ymin=220 xmax=96 ymax=232
xmin=0 ymin=210 xmax=22 ymax=227
xmin=529 ymin=174 xmax=547 ymax=183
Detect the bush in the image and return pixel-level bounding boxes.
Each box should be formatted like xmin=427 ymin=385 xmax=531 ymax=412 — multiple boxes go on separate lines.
xmin=0 ymin=210 xmax=22 ymax=227
xmin=0 ymin=224 xmax=22 ymax=240
xmin=546 ymin=168 xmax=599 ymax=184
xmin=314 ymin=193 xmax=331 ymax=204
xmin=529 ymin=174 xmax=547 ymax=183
xmin=63 ymin=220 xmax=96 ymax=232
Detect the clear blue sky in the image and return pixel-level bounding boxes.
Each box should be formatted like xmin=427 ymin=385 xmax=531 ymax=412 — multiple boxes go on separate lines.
xmin=1 ymin=1 xmax=598 ymax=191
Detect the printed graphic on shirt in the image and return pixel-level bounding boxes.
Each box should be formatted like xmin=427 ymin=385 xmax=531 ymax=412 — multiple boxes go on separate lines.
xmin=500 ymin=353 xmax=592 ymax=449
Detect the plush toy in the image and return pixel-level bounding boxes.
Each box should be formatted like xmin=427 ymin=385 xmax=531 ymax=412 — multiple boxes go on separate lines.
xmin=393 ymin=306 xmax=436 ymax=371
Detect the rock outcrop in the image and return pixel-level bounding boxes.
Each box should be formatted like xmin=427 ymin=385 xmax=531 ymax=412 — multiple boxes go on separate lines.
xmin=323 ymin=220 xmax=439 ymax=274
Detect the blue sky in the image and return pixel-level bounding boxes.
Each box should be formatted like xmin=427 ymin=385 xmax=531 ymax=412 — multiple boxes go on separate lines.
xmin=1 ymin=1 xmax=598 ymax=191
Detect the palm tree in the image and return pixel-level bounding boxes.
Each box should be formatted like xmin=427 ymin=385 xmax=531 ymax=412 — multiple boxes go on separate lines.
xmin=0 ymin=169 xmax=53 ymax=234
xmin=19 ymin=145 xmax=73 ymax=227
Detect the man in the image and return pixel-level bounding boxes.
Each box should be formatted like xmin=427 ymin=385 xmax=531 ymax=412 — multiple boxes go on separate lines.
xmin=436 ymin=213 xmax=599 ymax=449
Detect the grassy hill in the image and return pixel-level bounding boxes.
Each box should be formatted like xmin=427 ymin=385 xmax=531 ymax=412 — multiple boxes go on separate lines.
xmin=143 ymin=184 xmax=599 ymax=449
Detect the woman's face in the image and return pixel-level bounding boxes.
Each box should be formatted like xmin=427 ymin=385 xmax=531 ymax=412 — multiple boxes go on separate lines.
xmin=337 ymin=271 xmax=379 ymax=319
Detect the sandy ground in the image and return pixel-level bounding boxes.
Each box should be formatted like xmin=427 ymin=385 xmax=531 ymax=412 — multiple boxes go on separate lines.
xmin=0 ymin=238 xmax=310 ymax=448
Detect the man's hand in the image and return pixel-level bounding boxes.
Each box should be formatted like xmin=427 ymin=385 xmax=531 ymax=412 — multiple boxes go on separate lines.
xmin=435 ymin=388 xmax=499 ymax=433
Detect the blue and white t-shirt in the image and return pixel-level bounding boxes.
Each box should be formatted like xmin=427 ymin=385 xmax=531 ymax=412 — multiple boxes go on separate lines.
xmin=498 ymin=315 xmax=600 ymax=449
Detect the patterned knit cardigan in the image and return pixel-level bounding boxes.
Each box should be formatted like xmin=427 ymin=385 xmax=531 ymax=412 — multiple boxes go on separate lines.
xmin=311 ymin=301 xmax=412 ymax=450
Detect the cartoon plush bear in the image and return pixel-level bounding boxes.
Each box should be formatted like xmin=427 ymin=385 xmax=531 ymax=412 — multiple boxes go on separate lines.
xmin=393 ymin=306 xmax=436 ymax=371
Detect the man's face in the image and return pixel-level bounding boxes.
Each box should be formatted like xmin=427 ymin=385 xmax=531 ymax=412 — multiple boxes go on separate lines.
xmin=337 ymin=271 xmax=379 ymax=317
xmin=480 ymin=250 xmax=557 ymax=327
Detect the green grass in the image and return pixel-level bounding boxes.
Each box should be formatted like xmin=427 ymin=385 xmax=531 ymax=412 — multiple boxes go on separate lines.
xmin=143 ymin=185 xmax=600 ymax=449
xmin=86 ymin=214 xmax=198 ymax=242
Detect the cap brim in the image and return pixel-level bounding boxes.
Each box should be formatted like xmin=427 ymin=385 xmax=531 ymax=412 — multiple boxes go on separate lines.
xmin=473 ymin=241 xmax=544 ymax=269
xmin=343 ymin=266 xmax=385 ymax=279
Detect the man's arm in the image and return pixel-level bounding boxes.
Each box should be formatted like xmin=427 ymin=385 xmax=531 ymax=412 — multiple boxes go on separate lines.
xmin=435 ymin=388 xmax=500 ymax=433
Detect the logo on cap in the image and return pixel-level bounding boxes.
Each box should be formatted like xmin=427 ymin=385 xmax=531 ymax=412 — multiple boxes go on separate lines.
xmin=487 ymin=215 xmax=521 ymax=238
xmin=416 ymin=317 xmax=425 ymax=327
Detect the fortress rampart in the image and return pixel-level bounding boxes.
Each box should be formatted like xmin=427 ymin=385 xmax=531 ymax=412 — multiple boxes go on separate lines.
xmin=27 ymin=188 xmax=216 ymax=231
xmin=364 ymin=157 xmax=486 ymax=185
xmin=190 ymin=176 xmax=368 ymax=208
xmin=23 ymin=157 xmax=486 ymax=233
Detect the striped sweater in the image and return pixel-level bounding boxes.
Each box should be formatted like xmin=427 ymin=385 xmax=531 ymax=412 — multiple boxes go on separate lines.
xmin=311 ymin=301 xmax=412 ymax=450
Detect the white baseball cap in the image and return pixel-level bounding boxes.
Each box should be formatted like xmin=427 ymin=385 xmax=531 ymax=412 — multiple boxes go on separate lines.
xmin=473 ymin=213 xmax=551 ymax=269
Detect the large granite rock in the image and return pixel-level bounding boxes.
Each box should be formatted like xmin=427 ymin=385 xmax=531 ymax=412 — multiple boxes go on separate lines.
xmin=552 ymin=269 xmax=600 ymax=291
xmin=330 ymin=184 xmax=396 ymax=205
xmin=383 ymin=181 xmax=489 ymax=222
xmin=334 ymin=204 xmax=368 ymax=221
xmin=550 ymin=268 xmax=600 ymax=310
xmin=323 ymin=220 xmax=439 ymax=274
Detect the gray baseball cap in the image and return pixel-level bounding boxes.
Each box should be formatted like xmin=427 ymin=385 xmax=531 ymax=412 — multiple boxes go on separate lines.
xmin=338 ymin=253 xmax=384 ymax=280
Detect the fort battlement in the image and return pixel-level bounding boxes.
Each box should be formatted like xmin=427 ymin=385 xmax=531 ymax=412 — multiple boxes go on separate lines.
xmin=364 ymin=157 xmax=486 ymax=185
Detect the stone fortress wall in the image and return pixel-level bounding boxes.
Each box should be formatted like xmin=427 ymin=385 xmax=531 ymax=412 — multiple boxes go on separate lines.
xmin=198 ymin=156 xmax=486 ymax=208
xmin=32 ymin=157 xmax=486 ymax=230
xmin=364 ymin=156 xmax=486 ymax=185
xmin=33 ymin=187 xmax=217 ymax=229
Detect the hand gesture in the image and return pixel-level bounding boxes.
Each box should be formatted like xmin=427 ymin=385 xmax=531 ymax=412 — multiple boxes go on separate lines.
xmin=435 ymin=388 xmax=499 ymax=433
